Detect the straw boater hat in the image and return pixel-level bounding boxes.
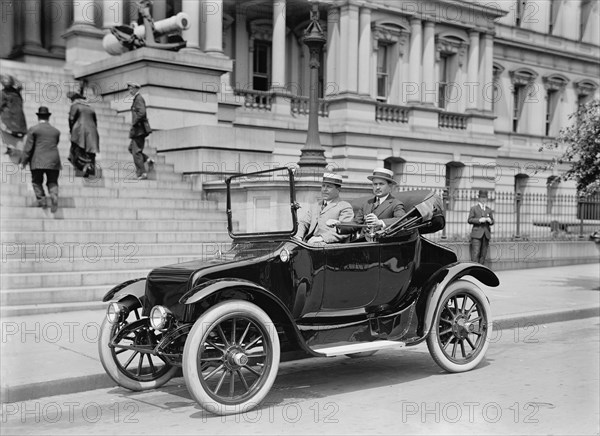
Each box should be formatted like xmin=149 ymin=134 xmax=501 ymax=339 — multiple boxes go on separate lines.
xmin=367 ymin=167 xmax=397 ymax=185
xmin=126 ymin=81 xmax=141 ymax=89
xmin=322 ymin=173 xmax=343 ymax=186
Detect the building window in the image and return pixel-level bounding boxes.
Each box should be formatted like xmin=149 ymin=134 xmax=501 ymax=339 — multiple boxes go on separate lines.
xmin=542 ymin=75 xmax=568 ymax=137
xmin=509 ymin=69 xmax=537 ymax=133
xmin=576 ymin=80 xmax=597 ymax=109
xmin=546 ymin=176 xmax=560 ymax=214
xmin=580 ymin=0 xmax=594 ymax=41
xmin=548 ymin=1 xmax=556 ymax=34
xmin=512 ymin=85 xmax=527 ymax=132
xmin=438 ymin=54 xmax=450 ymax=109
xmin=377 ymin=42 xmax=390 ymax=100
xmin=253 ymin=40 xmax=271 ymax=91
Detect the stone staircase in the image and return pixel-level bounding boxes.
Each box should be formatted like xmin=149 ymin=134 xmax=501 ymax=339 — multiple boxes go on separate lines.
xmin=0 ymin=60 xmax=230 ymax=316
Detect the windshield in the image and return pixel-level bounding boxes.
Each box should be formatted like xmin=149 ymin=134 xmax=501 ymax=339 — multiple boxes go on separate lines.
xmin=226 ymin=167 xmax=298 ymax=238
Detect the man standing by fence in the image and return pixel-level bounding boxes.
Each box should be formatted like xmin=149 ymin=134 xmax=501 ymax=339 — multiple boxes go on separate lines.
xmin=468 ymin=190 xmax=494 ymax=265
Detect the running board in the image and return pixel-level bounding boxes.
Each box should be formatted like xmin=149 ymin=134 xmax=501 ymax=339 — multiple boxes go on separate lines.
xmin=312 ymin=340 xmax=405 ymax=357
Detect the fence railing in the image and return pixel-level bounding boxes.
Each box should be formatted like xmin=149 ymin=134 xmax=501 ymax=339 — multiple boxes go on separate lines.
xmin=395 ymin=186 xmax=600 ymax=242
xmin=290 ymin=96 xmax=330 ymax=117
xmin=439 ymin=112 xmax=468 ymax=129
xmin=233 ymin=89 xmax=273 ymax=111
xmin=375 ymin=103 xmax=409 ymax=123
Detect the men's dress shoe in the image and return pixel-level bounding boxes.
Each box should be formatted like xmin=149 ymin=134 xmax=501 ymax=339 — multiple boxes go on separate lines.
xmin=137 ymin=173 xmax=148 ymax=180
xmin=147 ymin=159 xmax=155 ymax=168
xmin=50 ymin=196 xmax=58 ymax=213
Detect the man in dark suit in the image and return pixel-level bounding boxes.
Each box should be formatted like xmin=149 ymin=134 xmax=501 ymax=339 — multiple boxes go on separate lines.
xmin=331 ymin=168 xmax=405 ymax=237
xmin=127 ymin=82 xmax=153 ymax=180
xmin=468 ymin=190 xmax=495 ymax=265
xmin=295 ymin=173 xmax=354 ymax=245
xmin=20 ymin=106 xmax=62 ymax=213
xmin=68 ymin=91 xmax=99 ymax=178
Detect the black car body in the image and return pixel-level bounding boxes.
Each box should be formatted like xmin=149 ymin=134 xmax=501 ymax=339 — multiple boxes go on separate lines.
xmin=99 ymin=167 xmax=499 ymax=415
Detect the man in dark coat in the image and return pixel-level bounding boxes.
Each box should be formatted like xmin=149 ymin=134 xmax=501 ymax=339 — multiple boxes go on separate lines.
xmin=68 ymin=92 xmax=99 ymax=177
xmin=0 ymin=74 xmax=27 ymax=155
xmin=468 ymin=190 xmax=495 ymax=265
xmin=330 ymin=168 xmax=405 ymax=238
xmin=20 ymin=107 xmax=62 ymax=213
xmin=127 ymin=81 xmax=153 ymax=180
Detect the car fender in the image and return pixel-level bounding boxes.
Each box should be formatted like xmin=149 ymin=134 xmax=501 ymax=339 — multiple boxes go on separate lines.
xmin=417 ymin=262 xmax=499 ymax=339
xmin=180 ymin=278 xmax=318 ymax=356
xmin=102 ymin=278 xmax=146 ymax=303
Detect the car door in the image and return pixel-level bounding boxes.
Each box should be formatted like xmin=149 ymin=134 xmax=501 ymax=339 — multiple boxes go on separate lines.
xmin=319 ymin=242 xmax=380 ymax=311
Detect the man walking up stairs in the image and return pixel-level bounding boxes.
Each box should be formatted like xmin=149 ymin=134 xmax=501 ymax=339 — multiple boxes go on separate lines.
xmin=0 ymin=60 xmax=230 ymax=316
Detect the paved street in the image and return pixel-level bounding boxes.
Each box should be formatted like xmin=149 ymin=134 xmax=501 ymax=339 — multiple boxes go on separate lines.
xmin=2 ymin=317 xmax=598 ymax=435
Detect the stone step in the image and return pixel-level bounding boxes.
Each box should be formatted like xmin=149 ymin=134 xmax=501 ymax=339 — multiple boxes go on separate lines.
xmin=0 ymin=285 xmax=111 ymax=306
xmin=0 ymin=206 xmax=224 ymax=220
xmin=2 ymin=246 xmax=228 ymax=273
xmin=1 ymin=268 xmax=152 ymax=290
xmin=0 ymin=182 xmax=202 ymax=199
xmin=3 ymin=251 xmax=204 ymax=273
xmin=1 ymin=193 xmax=217 ymax=210
xmin=1 ymin=230 xmax=230 ymax=245
xmin=0 ymin=301 xmax=108 ymax=317
xmin=0 ymin=218 xmax=229 ymax=232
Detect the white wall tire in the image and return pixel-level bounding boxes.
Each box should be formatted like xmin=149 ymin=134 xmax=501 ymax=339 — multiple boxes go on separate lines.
xmin=98 ymin=310 xmax=178 ymax=391
xmin=427 ymin=280 xmax=492 ymax=373
xmin=183 ymin=300 xmax=280 ymax=416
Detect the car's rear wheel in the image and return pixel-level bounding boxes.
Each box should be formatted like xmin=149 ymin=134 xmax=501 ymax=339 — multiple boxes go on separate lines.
xmin=98 ymin=305 xmax=178 ymax=390
xmin=183 ymin=300 xmax=280 ymax=416
xmin=427 ymin=280 xmax=492 ymax=373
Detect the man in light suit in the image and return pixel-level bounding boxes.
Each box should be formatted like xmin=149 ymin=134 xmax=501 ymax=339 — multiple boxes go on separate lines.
xmin=330 ymin=168 xmax=405 ymax=236
xmin=468 ymin=190 xmax=495 ymax=265
xmin=295 ymin=173 xmax=354 ymax=245
xmin=127 ymin=81 xmax=153 ymax=180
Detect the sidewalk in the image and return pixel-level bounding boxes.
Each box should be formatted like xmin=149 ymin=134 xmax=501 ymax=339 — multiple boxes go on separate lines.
xmin=1 ymin=263 xmax=598 ymax=403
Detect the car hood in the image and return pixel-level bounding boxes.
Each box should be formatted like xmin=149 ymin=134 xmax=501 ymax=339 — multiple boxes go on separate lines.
xmin=143 ymin=241 xmax=286 ymax=317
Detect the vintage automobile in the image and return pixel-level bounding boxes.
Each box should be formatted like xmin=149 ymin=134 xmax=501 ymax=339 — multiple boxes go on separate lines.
xmin=98 ymin=167 xmax=499 ymax=415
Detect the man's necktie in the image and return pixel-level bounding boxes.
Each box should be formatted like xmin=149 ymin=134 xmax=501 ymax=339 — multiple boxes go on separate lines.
xmin=321 ymin=201 xmax=327 ymax=212
xmin=371 ymin=198 xmax=379 ymax=213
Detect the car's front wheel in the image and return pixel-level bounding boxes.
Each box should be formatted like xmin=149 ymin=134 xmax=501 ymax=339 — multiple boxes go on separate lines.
xmin=98 ymin=306 xmax=178 ymax=391
xmin=183 ymin=300 xmax=280 ymax=415
xmin=427 ymin=280 xmax=492 ymax=373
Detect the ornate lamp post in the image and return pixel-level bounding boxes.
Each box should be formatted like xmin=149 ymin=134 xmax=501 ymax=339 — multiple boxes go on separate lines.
xmin=297 ymin=2 xmax=327 ymax=172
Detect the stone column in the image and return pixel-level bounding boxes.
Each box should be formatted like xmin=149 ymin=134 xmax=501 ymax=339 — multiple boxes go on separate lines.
xmin=64 ymin=0 xmax=105 ymax=64
xmin=466 ymin=30 xmax=480 ymax=111
xmin=73 ymin=0 xmax=97 ymax=27
xmin=181 ymin=0 xmax=201 ymax=52
xmin=22 ymin=0 xmax=46 ymax=55
xmin=271 ymin=0 xmax=286 ymax=88
xmin=357 ymin=6 xmax=371 ymax=95
xmin=103 ymin=0 xmax=124 ymax=29
xmin=408 ymin=18 xmax=422 ymax=103
xmin=339 ymin=3 xmax=359 ymax=94
xmin=203 ymin=0 xmax=223 ymax=54
xmin=235 ymin=4 xmax=249 ymax=89
xmin=480 ymin=32 xmax=494 ymax=112
xmin=422 ymin=21 xmax=435 ymax=105
xmin=48 ymin=0 xmax=68 ymax=55
xmin=326 ymin=7 xmax=340 ymax=96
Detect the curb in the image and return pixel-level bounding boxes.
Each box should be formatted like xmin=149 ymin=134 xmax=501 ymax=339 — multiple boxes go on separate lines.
xmin=2 ymin=306 xmax=599 ymax=404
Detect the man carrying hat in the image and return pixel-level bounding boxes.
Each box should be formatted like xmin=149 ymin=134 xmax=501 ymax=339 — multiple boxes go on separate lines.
xmin=127 ymin=81 xmax=153 ymax=180
xmin=329 ymin=168 xmax=405 ymax=235
xmin=295 ymin=173 xmax=354 ymax=245
xmin=468 ymin=189 xmax=495 ymax=265
xmin=20 ymin=106 xmax=62 ymax=212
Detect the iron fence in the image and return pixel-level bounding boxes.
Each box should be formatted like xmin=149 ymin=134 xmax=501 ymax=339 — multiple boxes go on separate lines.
xmin=395 ymin=186 xmax=600 ymax=242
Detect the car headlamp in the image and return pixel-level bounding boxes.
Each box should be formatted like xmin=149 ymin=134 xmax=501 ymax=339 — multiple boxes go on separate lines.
xmin=106 ymin=302 xmax=127 ymax=324
xmin=279 ymin=248 xmax=290 ymax=263
xmin=149 ymin=305 xmax=173 ymax=331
